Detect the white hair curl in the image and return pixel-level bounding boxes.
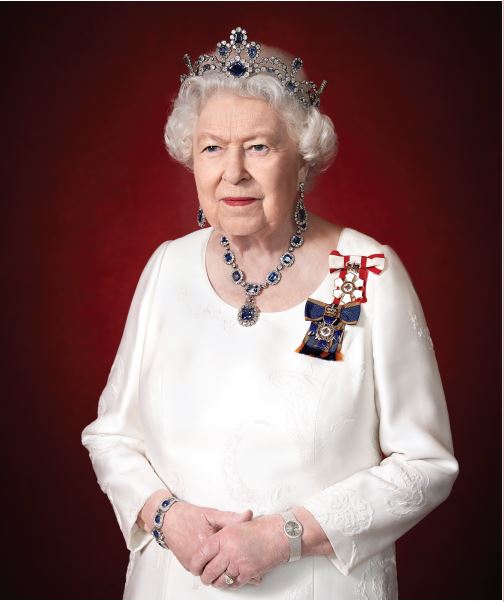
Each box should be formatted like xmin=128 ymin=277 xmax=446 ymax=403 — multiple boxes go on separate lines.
xmin=163 ymin=71 xmax=338 ymax=191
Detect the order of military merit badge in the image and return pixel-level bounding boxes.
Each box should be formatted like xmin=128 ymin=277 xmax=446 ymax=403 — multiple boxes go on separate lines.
xmin=295 ymin=250 xmax=385 ymax=361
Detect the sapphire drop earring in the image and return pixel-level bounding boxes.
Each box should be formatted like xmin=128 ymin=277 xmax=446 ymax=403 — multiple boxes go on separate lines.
xmin=294 ymin=182 xmax=308 ymax=230
xmin=197 ymin=206 xmax=207 ymax=228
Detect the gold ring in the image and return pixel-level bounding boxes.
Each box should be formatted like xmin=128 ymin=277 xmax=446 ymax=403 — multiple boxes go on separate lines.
xmin=223 ymin=572 xmax=236 ymax=585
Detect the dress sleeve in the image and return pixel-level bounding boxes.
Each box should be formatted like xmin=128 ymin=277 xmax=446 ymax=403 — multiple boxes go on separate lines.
xmin=302 ymin=245 xmax=459 ymax=575
xmin=81 ymin=241 xmax=171 ymax=553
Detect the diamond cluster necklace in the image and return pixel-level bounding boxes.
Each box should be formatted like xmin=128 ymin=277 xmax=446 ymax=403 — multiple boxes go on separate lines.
xmin=219 ymin=210 xmax=309 ymax=326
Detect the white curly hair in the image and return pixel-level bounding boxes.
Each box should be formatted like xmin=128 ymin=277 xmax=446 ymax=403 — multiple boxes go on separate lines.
xmin=164 ymin=46 xmax=338 ymax=191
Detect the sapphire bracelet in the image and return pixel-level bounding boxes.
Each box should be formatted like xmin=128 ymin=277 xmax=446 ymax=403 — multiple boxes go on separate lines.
xmin=151 ymin=496 xmax=181 ymax=549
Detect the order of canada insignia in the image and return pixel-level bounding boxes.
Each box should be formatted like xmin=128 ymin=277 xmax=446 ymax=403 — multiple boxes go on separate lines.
xmin=295 ymin=250 xmax=385 ymax=361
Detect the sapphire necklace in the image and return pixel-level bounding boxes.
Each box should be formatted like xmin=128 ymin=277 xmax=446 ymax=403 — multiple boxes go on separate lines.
xmin=219 ymin=208 xmax=309 ymax=326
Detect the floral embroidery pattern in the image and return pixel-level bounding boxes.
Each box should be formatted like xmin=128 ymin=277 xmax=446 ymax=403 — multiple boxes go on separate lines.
xmin=327 ymin=540 xmax=359 ymax=576
xmin=222 ymin=365 xmax=324 ymax=514
xmin=355 ymin=554 xmax=398 ymax=599
xmin=378 ymin=457 xmax=430 ymax=517
xmin=285 ymin=580 xmax=314 ymax=599
xmin=305 ymin=485 xmax=374 ymax=536
xmin=410 ymin=312 xmax=434 ymax=351
xmin=222 ymin=417 xmax=298 ymax=515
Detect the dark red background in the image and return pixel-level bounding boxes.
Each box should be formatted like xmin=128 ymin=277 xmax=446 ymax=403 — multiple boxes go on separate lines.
xmin=1 ymin=2 xmax=501 ymax=599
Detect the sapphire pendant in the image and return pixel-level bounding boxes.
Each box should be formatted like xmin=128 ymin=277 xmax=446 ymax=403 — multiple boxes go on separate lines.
xmin=237 ymin=298 xmax=260 ymax=326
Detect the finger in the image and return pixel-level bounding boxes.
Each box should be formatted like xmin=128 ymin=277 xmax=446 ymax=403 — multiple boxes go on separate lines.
xmin=200 ymin=554 xmax=229 ymax=586
xmin=206 ymin=508 xmax=253 ymax=529
xmin=189 ymin=533 xmax=220 ymax=576
xmin=212 ymin=568 xmax=241 ymax=589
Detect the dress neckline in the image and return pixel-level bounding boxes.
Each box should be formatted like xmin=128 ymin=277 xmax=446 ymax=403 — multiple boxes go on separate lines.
xmin=200 ymin=225 xmax=348 ymax=316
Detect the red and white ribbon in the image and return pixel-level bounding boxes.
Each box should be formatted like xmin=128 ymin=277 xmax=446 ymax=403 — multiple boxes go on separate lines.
xmin=328 ymin=251 xmax=385 ymax=305
xmin=329 ymin=251 xmax=385 ymax=275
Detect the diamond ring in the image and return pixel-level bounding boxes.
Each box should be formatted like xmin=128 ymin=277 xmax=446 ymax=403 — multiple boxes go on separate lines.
xmin=224 ymin=572 xmax=236 ymax=585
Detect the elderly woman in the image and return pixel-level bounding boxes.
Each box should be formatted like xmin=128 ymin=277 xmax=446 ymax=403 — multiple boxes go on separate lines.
xmin=81 ymin=26 xmax=458 ymax=600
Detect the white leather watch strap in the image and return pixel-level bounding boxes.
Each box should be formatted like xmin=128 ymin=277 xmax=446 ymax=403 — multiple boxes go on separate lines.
xmin=280 ymin=510 xmax=303 ymax=562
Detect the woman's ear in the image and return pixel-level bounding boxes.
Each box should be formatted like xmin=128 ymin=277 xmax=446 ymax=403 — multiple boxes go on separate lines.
xmin=298 ymin=160 xmax=309 ymax=184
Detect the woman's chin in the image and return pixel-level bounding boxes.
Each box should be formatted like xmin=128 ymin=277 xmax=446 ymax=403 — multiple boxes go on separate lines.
xmin=216 ymin=216 xmax=265 ymax=237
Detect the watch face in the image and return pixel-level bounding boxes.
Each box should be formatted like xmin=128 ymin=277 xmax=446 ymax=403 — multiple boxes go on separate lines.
xmin=284 ymin=520 xmax=302 ymax=538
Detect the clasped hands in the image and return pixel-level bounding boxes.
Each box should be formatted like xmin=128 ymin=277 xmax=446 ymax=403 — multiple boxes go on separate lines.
xmin=161 ymin=501 xmax=290 ymax=589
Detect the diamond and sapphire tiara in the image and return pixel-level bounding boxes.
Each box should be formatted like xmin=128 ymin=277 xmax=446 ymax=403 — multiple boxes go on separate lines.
xmin=179 ymin=26 xmax=327 ymax=109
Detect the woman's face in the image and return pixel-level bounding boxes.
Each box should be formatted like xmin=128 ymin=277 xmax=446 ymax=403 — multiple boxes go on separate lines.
xmin=192 ymin=92 xmax=306 ymax=237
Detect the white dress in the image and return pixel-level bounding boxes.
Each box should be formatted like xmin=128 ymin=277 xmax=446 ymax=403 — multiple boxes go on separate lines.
xmin=81 ymin=226 xmax=458 ymax=600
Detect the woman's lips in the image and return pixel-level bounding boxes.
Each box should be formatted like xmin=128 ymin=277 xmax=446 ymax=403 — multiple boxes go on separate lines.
xmin=221 ymin=197 xmax=258 ymax=206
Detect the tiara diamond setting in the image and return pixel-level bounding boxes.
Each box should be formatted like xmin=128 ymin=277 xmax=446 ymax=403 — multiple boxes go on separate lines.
xmin=180 ymin=26 xmax=327 ymax=109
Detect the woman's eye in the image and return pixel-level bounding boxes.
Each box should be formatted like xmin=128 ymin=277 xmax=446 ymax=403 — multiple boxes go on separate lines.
xmin=250 ymin=144 xmax=268 ymax=152
xmin=203 ymin=145 xmax=220 ymax=153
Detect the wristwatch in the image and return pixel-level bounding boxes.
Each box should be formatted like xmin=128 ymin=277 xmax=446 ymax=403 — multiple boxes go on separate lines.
xmin=280 ymin=510 xmax=303 ymax=562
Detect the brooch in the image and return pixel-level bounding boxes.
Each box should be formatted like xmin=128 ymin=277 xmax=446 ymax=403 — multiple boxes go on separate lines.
xmin=295 ymin=250 xmax=385 ymax=361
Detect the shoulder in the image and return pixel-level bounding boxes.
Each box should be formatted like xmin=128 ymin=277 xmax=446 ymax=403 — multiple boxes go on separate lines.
xmin=165 ymin=227 xmax=209 ymax=249
xmin=338 ymin=227 xmax=386 ymax=256
xmin=146 ymin=228 xmax=208 ymax=264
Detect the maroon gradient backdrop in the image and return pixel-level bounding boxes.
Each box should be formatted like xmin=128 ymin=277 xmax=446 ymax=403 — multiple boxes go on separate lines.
xmin=1 ymin=2 xmax=501 ymax=599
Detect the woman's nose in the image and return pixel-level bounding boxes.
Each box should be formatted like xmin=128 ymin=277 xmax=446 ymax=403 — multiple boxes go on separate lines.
xmin=222 ymin=148 xmax=250 ymax=184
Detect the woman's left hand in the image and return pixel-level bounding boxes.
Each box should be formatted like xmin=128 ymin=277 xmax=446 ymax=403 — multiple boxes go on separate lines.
xmin=190 ymin=514 xmax=289 ymax=589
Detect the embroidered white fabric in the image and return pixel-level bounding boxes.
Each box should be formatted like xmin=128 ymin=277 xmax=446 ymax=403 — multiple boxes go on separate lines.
xmin=81 ymin=226 xmax=458 ymax=600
